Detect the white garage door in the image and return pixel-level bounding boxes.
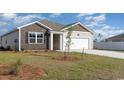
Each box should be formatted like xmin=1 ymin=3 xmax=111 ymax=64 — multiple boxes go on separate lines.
xmin=70 ymin=38 xmax=89 ymax=49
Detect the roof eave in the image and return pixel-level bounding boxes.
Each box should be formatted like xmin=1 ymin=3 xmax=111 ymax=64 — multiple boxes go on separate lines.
xmin=17 ymin=21 xmax=53 ymax=30
xmin=60 ymin=22 xmax=94 ymax=34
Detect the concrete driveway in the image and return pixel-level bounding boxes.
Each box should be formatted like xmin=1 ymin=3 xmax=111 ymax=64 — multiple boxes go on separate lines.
xmin=71 ymin=49 xmax=124 ymax=59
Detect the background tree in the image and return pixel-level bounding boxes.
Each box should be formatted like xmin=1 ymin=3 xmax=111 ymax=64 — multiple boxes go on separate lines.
xmin=94 ymin=33 xmax=103 ymax=42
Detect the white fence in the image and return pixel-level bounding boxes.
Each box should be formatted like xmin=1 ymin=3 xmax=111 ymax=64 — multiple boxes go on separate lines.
xmin=94 ymin=42 xmax=124 ymax=50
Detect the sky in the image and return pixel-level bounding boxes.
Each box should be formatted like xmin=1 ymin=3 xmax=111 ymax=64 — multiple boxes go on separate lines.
xmin=0 ymin=13 xmax=124 ymax=39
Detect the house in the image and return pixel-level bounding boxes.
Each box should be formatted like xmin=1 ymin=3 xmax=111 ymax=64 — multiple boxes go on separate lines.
xmin=105 ymin=33 xmax=124 ymax=42
xmin=0 ymin=20 xmax=93 ymax=51
xmin=94 ymin=33 xmax=124 ymax=50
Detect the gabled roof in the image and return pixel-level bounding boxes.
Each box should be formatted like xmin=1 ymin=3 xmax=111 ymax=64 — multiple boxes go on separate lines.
xmin=1 ymin=29 xmax=18 ymax=37
xmin=61 ymin=22 xmax=94 ymax=34
xmin=39 ymin=20 xmax=65 ymax=31
xmin=1 ymin=19 xmax=94 ymax=37
xmin=105 ymin=33 xmax=124 ymax=40
xmin=17 ymin=21 xmax=53 ymax=30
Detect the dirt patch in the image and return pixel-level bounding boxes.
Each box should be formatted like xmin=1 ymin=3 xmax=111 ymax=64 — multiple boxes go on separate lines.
xmin=52 ymin=56 xmax=81 ymax=61
xmin=0 ymin=64 xmax=44 ymax=80
xmin=30 ymin=53 xmax=51 ymax=58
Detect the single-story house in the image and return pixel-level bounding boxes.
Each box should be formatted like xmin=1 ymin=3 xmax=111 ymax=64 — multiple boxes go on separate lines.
xmin=0 ymin=20 xmax=93 ymax=51
xmin=105 ymin=33 xmax=124 ymax=42
xmin=94 ymin=33 xmax=124 ymax=50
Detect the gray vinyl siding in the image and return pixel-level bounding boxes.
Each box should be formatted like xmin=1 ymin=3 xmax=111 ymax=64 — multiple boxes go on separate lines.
xmin=1 ymin=31 xmax=19 ymax=50
xmin=20 ymin=23 xmax=48 ymax=50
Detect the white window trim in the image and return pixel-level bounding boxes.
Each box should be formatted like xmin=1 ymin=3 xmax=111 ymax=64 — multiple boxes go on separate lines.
xmin=37 ymin=32 xmax=44 ymax=44
xmin=28 ymin=32 xmax=44 ymax=44
xmin=17 ymin=21 xmax=53 ymax=30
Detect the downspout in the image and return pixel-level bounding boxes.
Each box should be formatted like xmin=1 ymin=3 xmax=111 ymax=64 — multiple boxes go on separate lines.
xmin=18 ymin=27 xmax=21 ymax=51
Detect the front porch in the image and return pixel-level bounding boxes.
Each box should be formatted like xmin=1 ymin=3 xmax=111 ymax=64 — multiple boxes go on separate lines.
xmin=49 ymin=31 xmax=63 ymax=51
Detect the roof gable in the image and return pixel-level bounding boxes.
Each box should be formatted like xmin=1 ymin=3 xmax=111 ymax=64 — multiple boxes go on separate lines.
xmin=61 ymin=22 xmax=93 ymax=34
xmin=17 ymin=21 xmax=53 ymax=30
xmin=66 ymin=24 xmax=90 ymax=32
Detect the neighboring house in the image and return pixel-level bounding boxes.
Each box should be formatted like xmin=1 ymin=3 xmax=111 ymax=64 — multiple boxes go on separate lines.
xmin=105 ymin=33 xmax=124 ymax=42
xmin=94 ymin=33 xmax=124 ymax=50
xmin=0 ymin=20 xmax=93 ymax=51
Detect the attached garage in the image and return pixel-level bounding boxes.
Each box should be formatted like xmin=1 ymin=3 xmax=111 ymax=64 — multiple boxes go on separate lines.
xmin=62 ymin=22 xmax=93 ymax=51
xmin=70 ymin=38 xmax=89 ymax=50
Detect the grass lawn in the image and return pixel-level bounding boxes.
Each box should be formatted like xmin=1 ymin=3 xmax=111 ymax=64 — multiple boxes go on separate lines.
xmin=0 ymin=51 xmax=124 ymax=80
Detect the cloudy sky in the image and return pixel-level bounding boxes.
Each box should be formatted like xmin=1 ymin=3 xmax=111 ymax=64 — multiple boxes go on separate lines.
xmin=0 ymin=13 xmax=124 ymax=39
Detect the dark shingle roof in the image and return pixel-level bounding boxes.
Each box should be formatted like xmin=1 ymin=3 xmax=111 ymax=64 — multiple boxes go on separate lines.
xmin=1 ymin=19 xmax=93 ymax=37
xmin=1 ymin=29 xmax=18 ymax=37
xmin=106 ymin=33 xmax=124 ymax=40
xmin=40 ymin=20 xmax=65 ymax=31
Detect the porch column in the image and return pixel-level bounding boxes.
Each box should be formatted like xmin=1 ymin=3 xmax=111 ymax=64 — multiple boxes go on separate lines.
xmin=60 ymin=34 xmax=63 ymax=50
xmin=50 ymin=33 xmax=53 ymax=50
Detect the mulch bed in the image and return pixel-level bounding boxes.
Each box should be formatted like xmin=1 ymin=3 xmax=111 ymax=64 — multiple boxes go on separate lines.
xmin=0 ymin=64 xmax=44 ymax=80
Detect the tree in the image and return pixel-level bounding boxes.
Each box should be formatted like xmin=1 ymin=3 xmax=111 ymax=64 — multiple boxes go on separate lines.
xmin=98 ymin=33 xmax=103 ymax=41
xmin=64 ymin=28 xmax=73 ymax=56
xmin=94 ymin=33 xmax=103 ymax=42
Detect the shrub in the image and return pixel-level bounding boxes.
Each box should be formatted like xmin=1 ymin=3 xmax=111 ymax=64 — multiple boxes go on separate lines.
xmin=0 ymin=46 xmax=5 ymax=50
xmin=9 ymin=59 xmax=22 ymax=75
xmin=21 ymin=48 xmax=24 ymax=51
xmin=0 ymin=59 xmax=22 ymax=75
xmin=6 ymin=46 xmax=11 ymax=50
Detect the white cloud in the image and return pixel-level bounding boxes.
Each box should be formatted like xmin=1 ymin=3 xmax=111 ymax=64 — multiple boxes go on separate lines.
xmin=92 ymin=14 xmax=106 ymax=23
xmin=76 ymin=13 xmax=95 ymax=19
xmin=102 ymin=25 xmax=111 ymax=29
xmin=0 ymin=13 xmax=17 ymax=20
xmin=82 ymin=14 xmax=107 ymax=30
xmin=0 ymin=21 xmax=8 ymax=27
xmin=85 ymin=16 xmax=93 ymax=21
xmin=13 ymin=14 xmax=45 ymax=25
xmin=85 ymin=14 xmax=106 ymax=23
xmin=49 ymin=13 xmax=62 ymax=18
xmin=94 ymin=27 xmax=124 ymax=40
xmin=84 ymin=14 xmax=124 ymax=39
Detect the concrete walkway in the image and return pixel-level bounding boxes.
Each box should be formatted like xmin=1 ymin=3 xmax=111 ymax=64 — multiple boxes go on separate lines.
xmin=71 ymin=50 xmax=124 ymax=59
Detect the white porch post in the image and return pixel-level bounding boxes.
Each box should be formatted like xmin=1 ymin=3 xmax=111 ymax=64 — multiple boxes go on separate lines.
xmin=60 ymin=34 xmax=63 ymax=50
xmin=50 ymin=32 xmax=53 ymax=50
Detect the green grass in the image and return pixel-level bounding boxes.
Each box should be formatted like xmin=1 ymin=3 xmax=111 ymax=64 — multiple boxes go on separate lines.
xmin=0 ymin=51 xmax=124 ymax=80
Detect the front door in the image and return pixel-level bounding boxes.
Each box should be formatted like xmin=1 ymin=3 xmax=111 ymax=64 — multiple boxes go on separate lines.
xmin=53 ymin=34 xmax=60 ymax=50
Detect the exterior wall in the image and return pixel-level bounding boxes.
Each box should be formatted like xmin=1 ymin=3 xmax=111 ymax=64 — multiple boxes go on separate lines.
xmin=1 ymin=31 xmax=19 ymax=50
xmin=94 ymin=42 xmax=124 ymax=50
xmin=20 ymin=23 xmax=48 ymax=50
xmin=63 ymin=31 xmax=93 ymax=50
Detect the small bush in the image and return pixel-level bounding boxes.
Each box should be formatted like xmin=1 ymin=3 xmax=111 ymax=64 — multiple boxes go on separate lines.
xmin=21 ymin=48 xmax=24 ymax=51
xmin=6 ymin=46 xmax=11 ymax=50
xmin=9 ymin=59 xmax=22 ymax=75
xmin=44 ymin=49 xmax=49 ymax=52
xmin=0 ymin=46 xmax=5 ymax=50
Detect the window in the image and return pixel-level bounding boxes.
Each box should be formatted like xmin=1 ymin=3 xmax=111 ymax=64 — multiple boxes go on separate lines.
xmin=14 ymin=39 xmax=18 ymax=43
xmin=29 ymin=32 xmax=36 ymax=44
xmin=5 ymin=40 xmax=7 ymax=44
xmin=28 ymin=32 xmax=44 ymax=44
xmin=37 ymin=32 xmax=44 ymax=43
